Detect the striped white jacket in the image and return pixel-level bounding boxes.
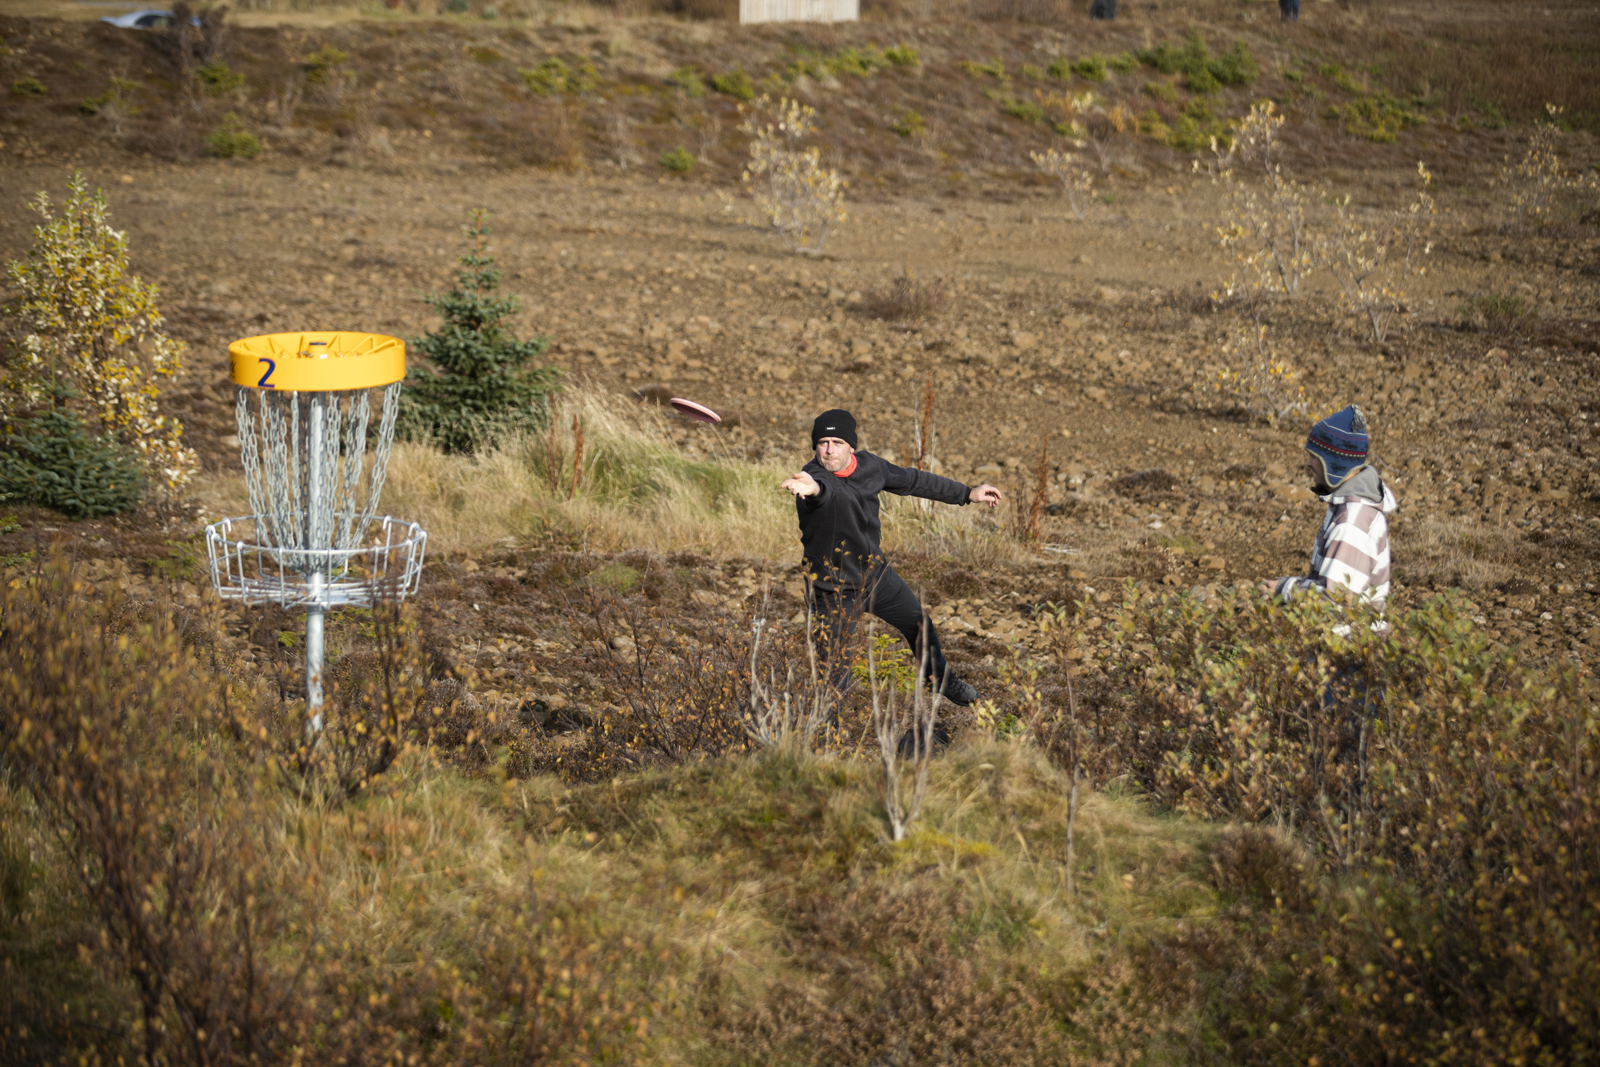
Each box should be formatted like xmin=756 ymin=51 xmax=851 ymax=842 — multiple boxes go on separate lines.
xmin=1274 ymin=467 xmax=1397 ymax=611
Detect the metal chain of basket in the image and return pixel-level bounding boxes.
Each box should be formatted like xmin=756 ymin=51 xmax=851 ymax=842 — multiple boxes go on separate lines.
xmin=235 ymin=382 xmax=401 ymax=570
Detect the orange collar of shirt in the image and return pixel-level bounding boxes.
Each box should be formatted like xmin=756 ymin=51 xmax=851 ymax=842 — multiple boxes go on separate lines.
xmin=831 ymin=453 xmax=858 ymax=478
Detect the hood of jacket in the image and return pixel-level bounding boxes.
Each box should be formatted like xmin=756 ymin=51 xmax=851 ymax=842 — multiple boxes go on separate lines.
xmin=1320 ymin=465 xmax=1397 ymax=513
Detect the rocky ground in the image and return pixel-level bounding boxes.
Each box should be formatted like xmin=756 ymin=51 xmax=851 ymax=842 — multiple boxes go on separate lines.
xmin=0 ymin=5 xmax=1597 ymax=752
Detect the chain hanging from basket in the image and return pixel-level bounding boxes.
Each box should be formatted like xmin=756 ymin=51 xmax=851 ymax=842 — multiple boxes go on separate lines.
xmin=236 ymin=381 xmax=401 ymax=572
xmin=205 ymin=332 xmax=428 ymax=733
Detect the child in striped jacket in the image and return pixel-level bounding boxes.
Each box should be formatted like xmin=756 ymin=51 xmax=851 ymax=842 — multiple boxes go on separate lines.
xmin=1266 ymin=405 xmax=1398 ymax=611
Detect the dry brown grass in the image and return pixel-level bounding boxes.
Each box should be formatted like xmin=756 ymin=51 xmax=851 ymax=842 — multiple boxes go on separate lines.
xmin=196 ymin=386 xmax=1041 ymax=567
xmin=1 ymin=565 xmax=1229 ymax=1066
xmin=197 ymin=387 xmax=796 ymax=557
xmin=1399 ymin=515 xmax=1523 ymax=590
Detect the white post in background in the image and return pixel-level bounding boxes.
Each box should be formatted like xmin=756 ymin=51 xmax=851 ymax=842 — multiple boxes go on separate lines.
xmin=305 ymin=393 xmax=326 ymax=736
xmin=740 ymin=0 xmax=858 ymax=24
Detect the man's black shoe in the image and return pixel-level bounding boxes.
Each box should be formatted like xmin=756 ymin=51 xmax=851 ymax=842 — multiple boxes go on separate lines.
xmin=897 ymin=720 xmax=952 ymax=759
xmin=939 ymin=677 xmax=979 ymax=706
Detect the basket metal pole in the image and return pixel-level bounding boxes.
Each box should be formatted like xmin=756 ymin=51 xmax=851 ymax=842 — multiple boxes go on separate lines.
xmin=306 ymin=393 xmax=327 ymax=736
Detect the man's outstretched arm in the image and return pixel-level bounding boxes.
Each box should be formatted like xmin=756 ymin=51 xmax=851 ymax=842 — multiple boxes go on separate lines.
xmin=883 ymin=461 xmax=1002 ymax=508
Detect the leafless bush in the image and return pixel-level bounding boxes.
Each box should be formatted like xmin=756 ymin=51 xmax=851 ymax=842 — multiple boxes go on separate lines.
xmin=1031 ymin=145 xmax=1095 ymax=221
xmin=695 ymin=112 xmax=723 ymax=166
xmin=604 ymin=107 xmax=639 ymax=168
xmin=1210 ymin=322 xmax=1310 ymax=425
xmin=256 ymin=603 xmax=429 ymax=801
xmin=145 ymin=2 xmax=231 ymax=108
xmin=745 ymin=605 xmax=831 ymax=749
xmin=1502 ymin=103 xmax=1600 ymax=227
xmin=860 ymin=267 xmax=947 ymax=322
xmin=133 ymin=108 xmax=203 ymax=159
xmin=531 ymin=585 xmax=756 ymax=780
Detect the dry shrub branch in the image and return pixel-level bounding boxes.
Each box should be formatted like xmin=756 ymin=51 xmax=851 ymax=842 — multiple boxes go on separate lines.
xmin=869 ymin=619 xmax=941 ymax=842
xmin=1210 ymin=322 xmax=1309 ymax=426
xmin=1502 ymin=103 xmax=1600 ymax=228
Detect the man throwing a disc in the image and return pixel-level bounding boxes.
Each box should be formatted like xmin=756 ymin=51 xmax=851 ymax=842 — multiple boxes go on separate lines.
xmin=781 ymin=408 xmax=1003 ymax=708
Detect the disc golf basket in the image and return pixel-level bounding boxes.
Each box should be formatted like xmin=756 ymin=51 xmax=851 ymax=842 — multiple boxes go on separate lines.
xmin=205 ymin=332 xmax=428 ymax=733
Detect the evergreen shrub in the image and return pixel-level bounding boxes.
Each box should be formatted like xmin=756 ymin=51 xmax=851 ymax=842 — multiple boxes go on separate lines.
xmin=0 ymin=393 xmax=145 ymax=518
xmin=399 ymin=211 xmax=557 ymax=455
xmin=712 ymin=69 xmax=755 ymax=101
xmin=660 ymin=145 xmax=695 ymax=172
xmin=205 ymin=112 xmax=261 ymax=158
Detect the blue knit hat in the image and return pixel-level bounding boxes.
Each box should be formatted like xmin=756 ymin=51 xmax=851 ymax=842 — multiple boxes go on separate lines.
xmin=1305 ymin=404 xmax=1369 ymax=488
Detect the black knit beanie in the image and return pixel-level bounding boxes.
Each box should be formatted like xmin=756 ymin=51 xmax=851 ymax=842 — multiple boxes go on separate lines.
xmin=811 ymin=409 xmax=858 ymax=449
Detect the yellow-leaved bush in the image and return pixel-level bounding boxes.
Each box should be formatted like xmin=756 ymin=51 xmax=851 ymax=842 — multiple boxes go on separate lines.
xmin=1076 ymin=585 xmax=1599 ymax=1065
xmin=2 ymin=171 xmax=196 ymax=494
xmin=738 ymin=96 xmax=848 ymax=255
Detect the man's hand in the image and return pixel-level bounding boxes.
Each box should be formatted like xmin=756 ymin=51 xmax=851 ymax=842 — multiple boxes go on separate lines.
xmin=1259 ymin=580 xmax=1279 ymax=598
xmin=782 ymin=470 xmax=821 ymax=498
xmin=969 ymin=484 xmax=1003 ymax=507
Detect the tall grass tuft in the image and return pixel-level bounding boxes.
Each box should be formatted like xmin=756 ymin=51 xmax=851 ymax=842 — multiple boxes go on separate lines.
xmin=203 ymin=387 xmax=795 ymax=557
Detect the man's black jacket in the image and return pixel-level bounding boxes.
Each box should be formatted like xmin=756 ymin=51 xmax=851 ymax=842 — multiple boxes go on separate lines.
xmin=796 ymin=450 xmax=972 ymax=591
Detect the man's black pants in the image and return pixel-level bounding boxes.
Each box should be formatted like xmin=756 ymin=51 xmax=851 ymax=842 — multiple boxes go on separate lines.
xmin=808 ymin=563 xmax=951 ymax=699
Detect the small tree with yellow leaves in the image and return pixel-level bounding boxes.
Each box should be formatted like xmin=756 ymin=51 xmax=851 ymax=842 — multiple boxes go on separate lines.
xmin=1198 ymin=101 xmax=1315 ymax=300
xmin=739 ymin=97 xmax=848 ymax=255
xmin=1323 ymin=161 xmax=1436 ymax=343
xmin=2 ymin=172 xmax=195 ymax=495
xmin=1503 ymin=103 xmax=1600 ymax=228
xmin=1212 ymin=322 xmax=1309 ymax=426
xmin=1031 ymin=146 xmax=1094 ymax=221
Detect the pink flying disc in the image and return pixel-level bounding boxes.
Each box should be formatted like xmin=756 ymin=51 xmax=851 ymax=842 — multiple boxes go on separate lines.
xmin=669 ymin=397 xmax=722 ymax=424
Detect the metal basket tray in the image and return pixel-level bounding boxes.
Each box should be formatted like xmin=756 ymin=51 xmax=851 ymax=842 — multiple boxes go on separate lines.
xmin=205 ymin=514 xmax=427 ymax=609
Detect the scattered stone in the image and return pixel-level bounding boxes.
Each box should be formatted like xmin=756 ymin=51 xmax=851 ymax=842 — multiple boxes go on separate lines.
xmin=1010 ymin=331 xmax=1038 ymax=351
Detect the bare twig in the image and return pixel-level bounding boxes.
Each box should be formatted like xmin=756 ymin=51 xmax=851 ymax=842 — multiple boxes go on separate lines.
xmin=871 ymin=617 xmax=942 ymax=842
xmin=1026 ymin=434 xmax=1049 ymax=545
xmin=567 ymin=412 xmax=585 ymax=501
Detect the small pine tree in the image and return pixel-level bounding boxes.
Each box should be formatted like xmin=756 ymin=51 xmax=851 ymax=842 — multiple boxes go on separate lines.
xmin=400 ymin=210 xmax=557 ymax=454
xmin=0 ymin=387 xmax=145 ymax=519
